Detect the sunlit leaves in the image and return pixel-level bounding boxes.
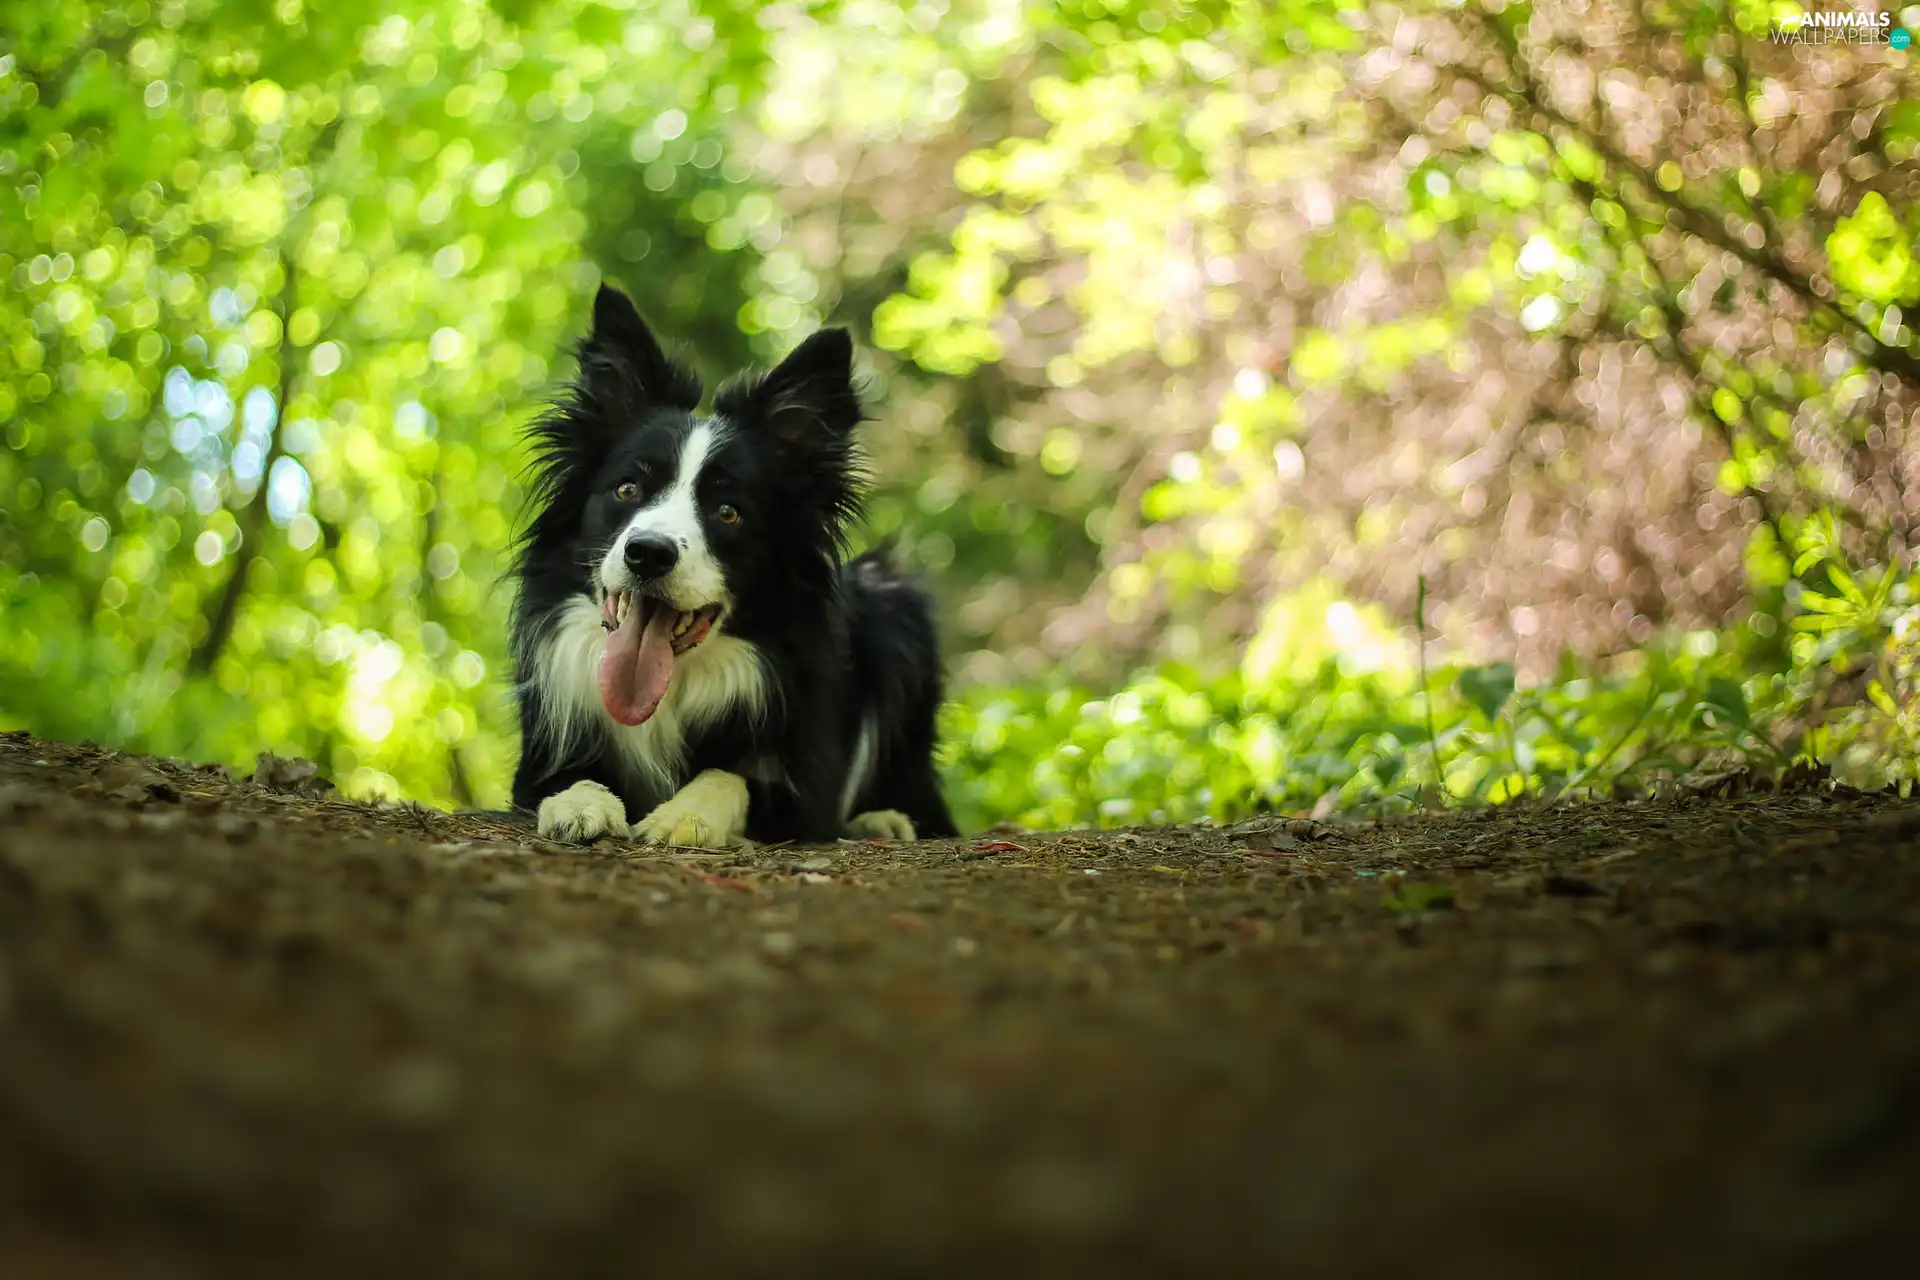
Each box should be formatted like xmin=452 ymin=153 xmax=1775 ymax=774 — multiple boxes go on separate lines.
xmin=3 ymin=0 xmax=1918 ymax=823
xmin=1826 ymin=192 xmax=1918 ymax=306
xmin=0 ymin=0 xmax=784 ymax=802
xmin=942 ymin=631 xmax=1811 ymax=831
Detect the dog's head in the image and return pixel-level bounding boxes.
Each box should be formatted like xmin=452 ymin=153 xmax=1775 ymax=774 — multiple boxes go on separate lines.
xmin=518 ymin=285 xmax=866 ymax=723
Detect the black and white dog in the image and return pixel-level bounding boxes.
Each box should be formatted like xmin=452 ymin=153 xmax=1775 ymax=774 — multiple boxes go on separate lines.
xmin=508 ymin=285 xmax=957 ymax=848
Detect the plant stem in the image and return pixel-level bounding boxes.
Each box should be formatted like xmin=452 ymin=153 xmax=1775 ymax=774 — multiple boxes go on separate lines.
xmin=1417 ymin=575 xmax=1445 ymax=798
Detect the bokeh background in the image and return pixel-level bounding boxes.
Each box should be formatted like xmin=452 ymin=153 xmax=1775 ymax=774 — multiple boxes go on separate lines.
xmin=3 ymin=0 xmax=1917 ymax=830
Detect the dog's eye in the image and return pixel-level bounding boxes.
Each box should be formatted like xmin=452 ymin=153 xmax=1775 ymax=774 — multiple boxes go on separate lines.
xmin=713 ymin=503 xmax=741 ymax=525
xmin=614 ymin=482 xmax=640 ymax=502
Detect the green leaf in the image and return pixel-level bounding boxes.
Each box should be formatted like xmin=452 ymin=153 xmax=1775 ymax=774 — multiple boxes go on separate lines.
xmin=1826 ymin=191 xmax=1919 ymax=305
xmin=1711 ymin=387 xmax=1743 ymax=423
xmin=1869 ymin=680 xmax=1899 ymax=717
xmin=1796 ymin=590 xmax=1848 ymax=614
xmin=1382 ymin=882 xmax=1456 ymax=914
xmin=1458 ymin=662 xmax=1517 ymax=722
xmin=1826 ymin=562 xmax=1867 ymax=607
xmin=1702 ymin=677 xmax=1751 ymax=728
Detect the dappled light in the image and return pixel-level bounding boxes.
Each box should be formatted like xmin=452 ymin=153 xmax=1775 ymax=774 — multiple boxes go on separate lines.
xmin=3 ymin=1 xmax=1917 ymax=829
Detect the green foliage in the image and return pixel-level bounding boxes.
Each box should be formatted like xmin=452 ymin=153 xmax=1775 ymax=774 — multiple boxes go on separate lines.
xmin=942 ymin=606 xmax=1914 ymax=833
xmin=1827 ymin=192 xmax=1918 ymax=306
xmin=0 ymin=0 xmax=781 ymax=801
xmin=3 ymin=1 xmax=1917 ymax=829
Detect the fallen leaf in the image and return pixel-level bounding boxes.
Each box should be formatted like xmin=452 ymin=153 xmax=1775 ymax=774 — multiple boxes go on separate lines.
xmin=1679 ymin=769 xmax=1755 ymax=799
xmin=1227 ymin=816 xmax=1336 ymax=851
xmin=253 ymin=753 xmax=336 ymax=798
xmin=90 ymin=760 xmax=181 ymax=805
xmin=1777 ymin=760 xmax=1832 ymax=793
xmin=958 ymin=840 xmax=1026 ymax=862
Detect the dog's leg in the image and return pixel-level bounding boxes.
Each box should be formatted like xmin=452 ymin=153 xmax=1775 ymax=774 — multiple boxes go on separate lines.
xmin=846 ymin=809 xmax=917 ymax=841
xmin=537 ymin=780 xmax=630 ymax=842
xmin=855 ymin=756 xmax=958 ymax=841
xmin=899 ymin=764 xmax=959 ymax=839
xmin=636 ymin=769 xmax=749 ymax=848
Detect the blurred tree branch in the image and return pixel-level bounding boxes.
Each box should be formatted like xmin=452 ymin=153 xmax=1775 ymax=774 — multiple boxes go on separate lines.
xmin=1598 ymin=194 xmax=1792 ymax=555
xmin=189 ymin=250 xmax=302 ymax=676
xmin=185 ymin=107 xmax=343 ymax=679
xmin=1452 ymin=23 xmax=1920 ymax=389
xmin=186 ymin=117 xmax=340 ymax=676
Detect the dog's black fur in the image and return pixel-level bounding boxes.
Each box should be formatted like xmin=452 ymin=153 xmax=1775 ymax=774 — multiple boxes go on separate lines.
xmin=508 ymin=285 xmax=957 ymax=844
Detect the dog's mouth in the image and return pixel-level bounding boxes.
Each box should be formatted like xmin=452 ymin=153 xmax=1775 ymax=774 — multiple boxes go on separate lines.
xmin=597 ymin=591 xmax=725 ymax=727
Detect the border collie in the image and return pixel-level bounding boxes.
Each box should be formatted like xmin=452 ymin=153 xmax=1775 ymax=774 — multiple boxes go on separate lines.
xmin=508 ymin=285 xmax=958 ymax=848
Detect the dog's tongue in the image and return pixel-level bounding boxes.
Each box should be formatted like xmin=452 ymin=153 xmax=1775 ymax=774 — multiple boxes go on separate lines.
xmin=598 ymin=600 xmax=678 ymax=726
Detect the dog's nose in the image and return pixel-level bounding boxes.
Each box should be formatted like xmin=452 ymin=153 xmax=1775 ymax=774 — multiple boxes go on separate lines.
xmin=623 ymin=533 xmax=679 ymax=580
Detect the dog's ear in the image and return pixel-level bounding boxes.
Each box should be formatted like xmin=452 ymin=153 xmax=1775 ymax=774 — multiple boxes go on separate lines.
xmin=743 ymin=328 xmax=864 ymax=451
xmin=578 ymin=284 xmax=701 ymax=413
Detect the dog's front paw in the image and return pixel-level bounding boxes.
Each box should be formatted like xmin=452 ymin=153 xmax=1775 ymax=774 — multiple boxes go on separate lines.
xmin=537 ymin=781 xmax=630 ymax=843
xmin=847 ymin=809 xmax=916 ymax=841
xmin=636 ymin=770 xmax=748 ymax=849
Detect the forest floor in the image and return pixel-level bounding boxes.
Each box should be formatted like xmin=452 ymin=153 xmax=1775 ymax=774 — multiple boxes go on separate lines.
xmin=1 ymin=732 xmax=1918 ymax=1277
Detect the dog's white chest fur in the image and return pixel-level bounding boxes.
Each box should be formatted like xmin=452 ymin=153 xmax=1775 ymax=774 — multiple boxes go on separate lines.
xmin=527 ymin=595 xmax=768 ymax=799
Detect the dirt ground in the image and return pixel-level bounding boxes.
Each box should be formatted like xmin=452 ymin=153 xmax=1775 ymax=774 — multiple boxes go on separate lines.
xmin=2 ymin=731 xmax=1918 ymax=1277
